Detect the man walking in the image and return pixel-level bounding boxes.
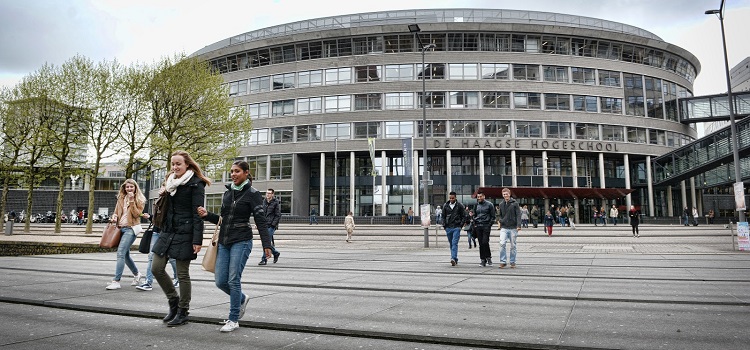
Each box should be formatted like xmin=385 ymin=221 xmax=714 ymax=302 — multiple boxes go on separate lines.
xmin=496 ymin=188 xmax=521 ymax=268
xmin=442 ymin=192 xmax=466 ymax=266
xmin=609 ymin=204 xmax=619 ymax=225
xmin=473 ymin=190 xmax=496 ymax=267
xmin=259 ymin=189 xmax=281 ymax=265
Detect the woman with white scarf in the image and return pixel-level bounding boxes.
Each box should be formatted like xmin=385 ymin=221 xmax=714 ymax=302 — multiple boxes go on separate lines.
xmin=151 ymin=150 xmax=211 ymax=327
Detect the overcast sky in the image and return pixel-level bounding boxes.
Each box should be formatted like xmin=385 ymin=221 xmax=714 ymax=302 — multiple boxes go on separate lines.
xmin=1 ymin=0 xmax=749 ymax=96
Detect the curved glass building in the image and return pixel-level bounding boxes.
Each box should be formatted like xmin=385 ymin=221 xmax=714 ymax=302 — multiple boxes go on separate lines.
xmin=191 ymin=9 xmax=701 ymax=222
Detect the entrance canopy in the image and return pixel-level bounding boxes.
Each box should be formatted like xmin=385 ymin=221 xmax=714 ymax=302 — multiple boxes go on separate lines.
xmin=474 ymin=187 xmax=635 ymax=200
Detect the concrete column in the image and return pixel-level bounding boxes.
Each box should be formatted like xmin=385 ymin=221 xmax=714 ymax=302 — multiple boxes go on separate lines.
xmin=571 ymin=151 xmax=578 ymax=188
xmin=624 ymin=154 xmax=631 ymax=212
xmin=381 ymin=151 xmax=387 ymax=216
xmin=646 ymin=155 xmax=654 ymax=217
xmin=350 ymin=151 xmax=355 ymax=215
xmin=690 ymin=177 xmax=697 ymax=209
xmin=413 ymin=149 xmax=420 ymax=214
xmin=666 ymin=186 xmax=674 ymax=217
xmin=319 ymin=153 xmax=326 ymax=216
xmin=598 ymin=153 xmax=606 ymax=188
xmin=697 ymin=190 xmax=703 ymax=218
xmin=681 ymin=180 xmax=687 ymax=213
xmin=479 ymin=149 xmax=485 ymax=187
xmin=511 ymin=150 xmax=517 ymax=187
xmin=446 ymin=150 xmax=452 ymax=193
xmin=542 ymin=150 xmax=549 ymax=188
xmin=574 ymin=198 xmax=579 ymax=224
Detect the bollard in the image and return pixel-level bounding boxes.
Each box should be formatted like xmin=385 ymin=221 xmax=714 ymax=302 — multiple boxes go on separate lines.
xmin=4 ymin=220 xmax=13 ymax=236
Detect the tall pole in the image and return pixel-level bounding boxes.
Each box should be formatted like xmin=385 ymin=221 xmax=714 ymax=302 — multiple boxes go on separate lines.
xmin=421 ymin=44 xmax=429 ymax=248
xmin=707 ymin=1 xmax=746 ymax=223
xmin=334 ymin=138 xmax=338 ymax=217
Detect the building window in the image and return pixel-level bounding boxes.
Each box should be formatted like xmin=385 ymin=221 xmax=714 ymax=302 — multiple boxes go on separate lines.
xmin=297 ymin=124 xmax=321 ymax=142
xmin=271 ymin=99 xmax=294 ymax=116
xmin=571 ymin=67 xmax=596 ymax=85
xmin=448 ymin=63 xmax=478 ymax=80
xmin=385 ymin=92 xmax=414 ymax=109
xmin=417 ymin=92 xmax=446 ymax=108
xmin=205 ymin=193 xmax=222 ymax=214
xmin=298 ymin=70 xmax=323 ymax=88
xmin=624 ymin=73 xmax=645 ymax=116
xmin=325 ymin=67 xmax=351 ymax=85
xmin=297 ymin=97 xmax=322 ymax=115
xmin=515 ymin=121 xmax=542 ymax=138
xmin=249 ymin=76 xmax=271 ymax=93
xmin=383 ymin=34 xmax=414 ymax=53
xmin=355 ymin=65 xmax=382 ymax=82
xmin=573 ymin=95 xmax=598 ymax=112
xmin=385 ymin=121 xmax=414 ymax=138
xmin=600 ymin=97 xmax=623 ymax=114
xmin=599 ymin=70 xmax=621 ymax=87
xmin=274 ymin=191 xmax=292 ymax=215
xmin=451 ymin=155 xmax=480 ymax=175
xmin=249 ymin=129 xmax=269 ymax=145
xmin=645 ymin=77 xmax=664 ymax=119
xmin=269 ymin=154 xmax=292 ymax=180
xmin=354 ymin=93 xmax=382 ymax=110
xmin=354 ymin=122 xmax=380 ymax=139
xmin=297 ymin=41 xmax=323 ymax=60
xmin=544 ymin=93 xmax=570 ymax=111
xmin=546 ymin=122 xmax=571 ymax=139
xmin=479 ymin=33 xmax=510 ymax=52
xmin=449 ymin=91 xmax=479 ymax=108
xmin=385 ymin=64 xmax=414 ymax=81
xmin=513 ymin=92 xmax=541 ymax=109
xmin=627 ymin=127 xmax=647 ymax=143
xmin=248 ymin=102 xmax=270 ymax=119
xmin=271 ymin=126 xmax=294 ymax=144
xmin=512 ymin=64 xmax=539 ymax=81
xmin=324 ymin=95 xmax=352 ymax=113
xmin=323 ymin=39 xmax=352 ymax=58
xmin=418 ymin=63 xmax=446 ymax=80
xmin=324 ymin=123 xmax=350 ymax=140
xmin=228 ymin=80 xmax=248 ymax=96
xmin=602 ymin=125 xmax=624 ymax=141
xmin=575 ymin=123 xmax=600 ymax=140
xmin=649 ymin=129 xmax=666 ymax=145
xmin=484 ymin=121 xmax=511 ymax=137
xmin=481 ymin=63 xmax=510 ymax=80
xmin=447 ymin=33 xmax=479 ymax=51
xmin=271 ymin=73 xmax=295 ymax=90
xmin=353 ymin=36 xmax=383 ymax=55
xmin=418 ymin=120 xmax=447 ymax=137
xmin=543 ymin=65 xmax=569 ymax=83
xmin=451 ymin=120 xmax=480 ymax=137
xmin=482 ymin=92 xmax=511 ymax=109
xmin=247 ymin=155 xmax=267 ymax=181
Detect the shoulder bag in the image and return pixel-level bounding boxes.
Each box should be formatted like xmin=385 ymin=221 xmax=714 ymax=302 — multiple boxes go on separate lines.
xmin=201 ymin=216 xmax=222 ymax=273
xmin=138 ymin=223 xmax=154 ymax=254
xmin=99 ymin=223 xmax=122 ymax=248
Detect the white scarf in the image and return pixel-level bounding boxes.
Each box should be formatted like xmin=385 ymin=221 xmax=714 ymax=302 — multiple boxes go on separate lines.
xmin=165 ymin=170 xmax=194 ymax=196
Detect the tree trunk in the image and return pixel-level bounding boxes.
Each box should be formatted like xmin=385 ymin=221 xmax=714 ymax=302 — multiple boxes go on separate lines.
xmin=1 ymin=178 xmax=10 ymax=223
xmin=54 ymin=173 xmax=65 ymax=233
xmin=85 ymin=172 xmax=96 ymax=234
xmin=24 ymin=181 xmax=34 ymax=232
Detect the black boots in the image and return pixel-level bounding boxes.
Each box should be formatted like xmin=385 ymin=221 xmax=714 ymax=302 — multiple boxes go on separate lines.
xmin=167 ymin=308 xmax=189 ymax=327
xmin=163 ymin=297 xmax=180 ymax=323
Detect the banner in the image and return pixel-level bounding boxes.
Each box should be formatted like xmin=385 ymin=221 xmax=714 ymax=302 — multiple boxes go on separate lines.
xmin=738 ymin=222 xmax=750 ymax=251
xmin=420 ymin=204 xmax=431 ymax=227
xmin=402 ymin=138 xmax=412 ymax=177
xmin=368 ymin=138 xmax=376 ymax=176
xmin=734 ymin=182 xmax=746 ymax=211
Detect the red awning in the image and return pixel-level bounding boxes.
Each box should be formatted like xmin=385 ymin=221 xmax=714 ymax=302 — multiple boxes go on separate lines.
xmin=474 ymin=187 xmax=635 ymax=200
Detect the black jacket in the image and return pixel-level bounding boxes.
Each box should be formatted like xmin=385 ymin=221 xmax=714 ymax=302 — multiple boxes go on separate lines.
xmin=153 ymin=176 xmax=205 ymax=261
xmin=473 ymin=200 xmax=496 ymax=227
xmin=263 ymin=197 xmax=281 ymax=229
xmin=203 ymin=183 xmax=271 ymax=248
xmin=497 ymin=198 xmax=522 ymax=229
xmin=442 ymin=201 xmax=466 ymax=228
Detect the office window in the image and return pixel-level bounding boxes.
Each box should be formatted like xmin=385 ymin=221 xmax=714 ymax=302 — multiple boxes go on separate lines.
xmin=298 ymin=70 xmax=323 ymax=87
xmin=325 ymin=67 xmax=351 ymax=85
xmin=269 ymin=154 xmax=293 ymax=180
xmin=602 ymin=125 xmax=624 ymax=141
xmin=599 ymin=70 xmax=621 ymax=87
xmin=297 ymin=41 xmax=323 ymax=60
xmin=624 ymin=73 xmax=645 ymax=116
xmin=479 ymin=33 xmax=510 ymax=51
xmin=229 ymin=80 xmax=247 ymax=96
xmin=571 ymin=67 xmax=596 ymax=85
xmin=385 ymin=64 xmax=414 ymax=81
xmin=512 ymin=64 xmax=539 ymax=81
xmin=513 ymin=92 xmax=541 ymax=109
xmin=649 ymin=129 xmax=666 ymax=145
xmin=545 ymin=93 xmax=570 ymax=111
xmin=248 ymin=102 xmax=269 ymax=119
xmin=449 ymin=91 xmax=479 ymax=108
xmin=247 ymin=156 xmax=267 ymax=181
xmin=448 ymin=63 xmax=478 ymax=80
xmin=575 ymin=123 xmax=600 ymax=140
xmin=573 ymin=95 xmax=598 ymax=112
xmin=297 ymin=97 xmax=322 ymax=115
xmin=355 ymin=65 xmax=382 ymax=82
xmin=354 ymin=122 xmax=380 ymax=139
xmin=297 ymin=124 xmax=321 ymax=142
xmin=385 ymin=121 xmax=414 ymax=138
xmin=543 ymin=65 xmax=568 ymax=83
xmin=271 ymin=100 xmax=294 ymax=116
xmin=482 ymin=92 xmax=511 ymax=109
xmin=324 ymin=123 xmax=350 ymax=140
xmin=271 ymin=126 xmax=294 ymax=144
xmin=385 ymin=93 xmax=414 ymax=109
xmin=383 ymin=34 xmax=414 ymax=53
xmin=418 ymin=63 xmax=446 ymax=80
xmin=418 ymin=92 xmax=446 ymax=108
xmin=248 ymin=129 xmax=269 ymax=145
xmin=354 ymin=93 xmax=382 ymax=110
xmin=481 ymin=63 xmax=509 ymax=80
xmin=249 ymin=76 xmax=270 ymax=93
xmin=546 ymin=122 xmax=571 ymax=139
xmin=324 ymin=95 xmax=352 ymax=113
xmin=451 ymin=121 xmax=480 ymax=137
xmin=484 ymin=121 xmax=511 ymax=137
xmin=271 ymin=73 xmax=295 ymax=90
xmin=515 ymin=121 xmax=542 ymax=138
xmin=627 ymin=127 xmax=647 ymax=143
xmin=418 ymin=120 xmax=447 ymax=137
xmin=600 ymin=97 xmax=623 ymax=114
xmin=353 ymin=36 xmax=383 ymax=54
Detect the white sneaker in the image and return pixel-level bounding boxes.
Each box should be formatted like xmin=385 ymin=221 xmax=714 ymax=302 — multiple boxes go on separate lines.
xmin=173 ymin=279 xmax=179 ymax=288
xmin=131 ymin=272 xmax=142 ymax=286
xmin=220 ymin=320 xmax=239 ymax=332
xmin=105 ymin=281 xmax=121 ymax=290
xmin=238 ymin=293 xmax=249 ymax=319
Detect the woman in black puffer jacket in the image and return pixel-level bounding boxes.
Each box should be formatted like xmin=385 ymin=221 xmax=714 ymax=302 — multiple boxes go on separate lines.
xmin=152 ymin=150 xmax=211 ymax=327
xmin=197 ymin=160 xmax=272 ymax=332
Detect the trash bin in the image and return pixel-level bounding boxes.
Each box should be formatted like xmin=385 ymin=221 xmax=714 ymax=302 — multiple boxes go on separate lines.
xmin=4 ymin=220 xmax=13 ymax=236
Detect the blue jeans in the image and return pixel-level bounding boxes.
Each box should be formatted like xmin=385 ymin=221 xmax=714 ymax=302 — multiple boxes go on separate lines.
xmin=261 ymin=227 xmax=279 ymax=261
xmin=145 ymin=232 xmax=177 ymax=285
xmin=498 ymin=228 xmax=518 ymax=264
xmin=114 ymin=227 xmax=139 ymax=281
xmin=445 ymin=227 xmax=461 ymax=262
xmin=215 ymin=239 xmax=252 ymax=322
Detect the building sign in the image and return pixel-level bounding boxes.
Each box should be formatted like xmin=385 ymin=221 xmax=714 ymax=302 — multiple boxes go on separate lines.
xmin=432 ymin=138 xmax=620 ymax=152
xmin=402 ymin=138 xmax=412 ymax=176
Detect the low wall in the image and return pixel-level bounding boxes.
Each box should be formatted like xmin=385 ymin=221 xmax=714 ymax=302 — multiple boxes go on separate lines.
xmin=0 ymin=241 xmax=134 ymax=257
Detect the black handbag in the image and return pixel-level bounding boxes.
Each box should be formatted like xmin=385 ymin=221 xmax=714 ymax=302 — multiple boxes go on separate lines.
xmin=138 ymin=224 xmax=154 ymax=254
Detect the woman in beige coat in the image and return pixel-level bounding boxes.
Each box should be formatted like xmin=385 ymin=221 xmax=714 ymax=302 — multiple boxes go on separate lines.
xmin=344 ymin=211 xmax=355 ymax=242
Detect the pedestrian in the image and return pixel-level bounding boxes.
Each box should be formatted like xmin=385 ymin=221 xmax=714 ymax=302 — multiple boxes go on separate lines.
xmin=600 ymin=206 xmax=608 ymax=226
xmin=708 ymin=209 xmax=715 ymax=224
xmin=258 ymin=189 xmax=281 ymax=265
xmin=629 ymin=205 xmax=640 ymax=237
xmin=105 ymin=179 xmax=146 ymax=291
xmin=197 ymin=160 xmax=272 ymax=332
xmin=77 ymin=209 xmax=84 ymax=225
xmin=464 ymin=209 xmax=476 ymax=249
xmin=530 ymin=205 xmax=540 ymax=228
xmin=543 ymin=210 xmax=554 ymax=236
xmin=344 ymin=211 xmax=355 ymax=242
xmin=442 ymin=191 xmax=466 ymax=266
xmin=609 ymin=204 xmax=619 ymax=225
xmin=401 ymin=206 xmax=406 ymax=224
xmin=692 ymin=206 xmax=699 ymax=226
xmin=435 ymin=206 xmax=443 ymax=226
xmin=496 ymin=188 xmax=521 ymax=268
xmin=682 ymin=206 xmax=690 ymax=226
xmin=592 ymin=207 xmax=599 ymax=226
xmin=559 ymin=206 xmax=567 ymax=227
xmin=474 ymin=190 xmax=496 ymax=267
xmin=520 ymin=205 xmax=529 ymax=228
xmin=407 ymin=207 xmax=414 ymax=224
xmin=151 ymin=150 xmax=210 ymax=327
xmin=567 ymin=204 xmax=576 ymax=229
xmin=309 ymin=207 xmax=319 ymax=225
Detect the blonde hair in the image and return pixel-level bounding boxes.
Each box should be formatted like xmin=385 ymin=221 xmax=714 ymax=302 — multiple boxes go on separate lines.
xmin=115 ymin=179 xmax=146 ymax=225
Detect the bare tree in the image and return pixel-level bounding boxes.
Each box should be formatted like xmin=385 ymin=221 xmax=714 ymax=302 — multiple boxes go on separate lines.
xmin=117 ymin=63 xmax=158 ymax=180
xmin=0 ymin=87 xmax=34 ymax=220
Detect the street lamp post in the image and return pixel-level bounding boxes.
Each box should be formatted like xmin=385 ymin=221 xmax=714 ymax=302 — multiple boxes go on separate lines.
xmin=706 ymin=0 xmax=746 ymax=223
xmin=408 ymin=24 xmax=435 ymax=248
